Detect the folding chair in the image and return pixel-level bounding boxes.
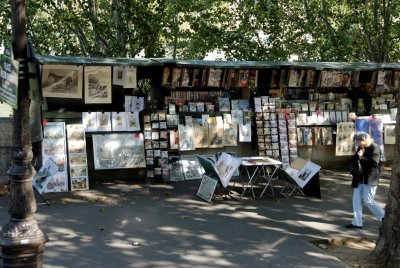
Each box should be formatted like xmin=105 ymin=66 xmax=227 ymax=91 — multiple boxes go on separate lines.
xmin=275 ymin=168 xmax=305 ymax=198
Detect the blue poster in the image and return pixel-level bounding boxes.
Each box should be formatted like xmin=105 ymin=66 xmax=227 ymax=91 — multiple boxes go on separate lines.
xmin=355 ymin=116 xmax=384 ymax=159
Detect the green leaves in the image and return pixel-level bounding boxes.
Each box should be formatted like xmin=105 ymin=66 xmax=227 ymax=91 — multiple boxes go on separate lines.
xmin=1 ymin=0 xmax=398 ymax=62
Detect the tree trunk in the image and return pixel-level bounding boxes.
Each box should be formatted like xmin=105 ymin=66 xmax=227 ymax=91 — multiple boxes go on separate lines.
xmin=372 ymin=103 xmax=400 ymax=267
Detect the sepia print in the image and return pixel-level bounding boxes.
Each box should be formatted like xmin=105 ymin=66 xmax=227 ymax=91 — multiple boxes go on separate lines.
xmin=111 ymin=112 xmax=127 ymax=131
xmin=67 ymin=124 xmax=85 ymax=141
xmin=84 ymin=66 xmax=112 ymax=104
xmin=42 ymin=65 xmax=83 ymax=98
xmin=96 ymin=112 xmax=112 ymax=132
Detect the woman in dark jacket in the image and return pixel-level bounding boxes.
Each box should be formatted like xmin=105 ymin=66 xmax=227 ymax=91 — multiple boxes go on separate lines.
xmin=346 ymin=132 xmax=385 ymax=228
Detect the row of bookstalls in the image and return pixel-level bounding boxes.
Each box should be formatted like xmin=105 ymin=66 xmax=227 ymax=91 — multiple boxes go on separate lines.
xmin=2 ymin=55 xmax=398 ymax=194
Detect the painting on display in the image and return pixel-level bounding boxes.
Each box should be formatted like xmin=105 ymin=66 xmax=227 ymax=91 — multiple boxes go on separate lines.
xmin=178 ymin=124 xmax=195 ymax=151
xmin=169 ymin=130 xmax=179 ymax=150
xmin=92 ymin=133 xmax=145 ymax=170
xmin=82 ymin=112 xmax=97 ymax=132
xmin=384 ymin=125 xmax=396 ymax=144
xmin=197 ymin=175 xmax=218 ymax=203
xmin=111 ymin=112 xmax=127 ymax=131
xmin=42 ymin=65 xmax=83 ymax=99
xmin=67 ymin=124 xmax=89 ymax=191
xmin=239 ymin=123 xmax=252 ymax=142
xmin=180 ymin=155 xmax=205 ymax=180
xmin=209 ymin=123 xmax=224 ymax=148
xmin=223 ymin=123 xmax=238 ymax=146
xmin=168 ymin=156 xmax=185 ymax=182
xmin=33 ymin=158 xmax=60 ymax=194
xmin=96 ymin=112 xmax=112 ymax=132
xmin=112 ymin=66 xmax=125 ymax=86
xmin=194 ymin=124 xmax=209 ymax=148
xmin=335 ymin=122 xmax=355 ymax=156
xmin=126 ymin=112 xmax=141 ymax=131
xmin=84 ymin=66 xmax=112 ymax=104
xmin=355 ymin=116 xmax=384 ymax=157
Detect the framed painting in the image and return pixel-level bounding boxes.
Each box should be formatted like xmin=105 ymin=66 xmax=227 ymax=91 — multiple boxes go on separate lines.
xmin=42 ymin=65 xmax=83 ymax=99
xmin=111 ymin=112 xmax=127 ymax=131
xmin=67 ymin=124 xmax=85 ymax=142
xmin=180 ymin=155 xmax=205 ymax=180
xmin=209 ymin=123 xmax=224 ymax=148
xmin=92 ymin=133 xmax=145 ymax=169
xmin=82 ymin=112 xmax=97 ymax=132
xmin=96 ymin=112 xmax=112 ymax=132
xmin=168 ymin=156 xmax=185 ymax=182
xmin=126 ymin=112 xmax=141 ymax=131
xmin=71 ymin=177 xmax=89 ymax=191
xmin=178 ymin=124 xmax=195 ymax=151
xmin=239 ymin=123 xmax=252 ymax=142
xmin=194 ymin=124 xmax=209 ymax=148
xmin=43 ymin=122 xmax=66 ymax=140
xmin=84 ymin=66 xmax=112 ymax=104
xmin=223 ymin=123 xmax=238 ymax=146
xmin=112 ymin=66 xmax=125 ymax=86
xmin=44 ymin=171 xmax=68 ymax=193
xmin=197 ymin=174 xmax=218 ymax=203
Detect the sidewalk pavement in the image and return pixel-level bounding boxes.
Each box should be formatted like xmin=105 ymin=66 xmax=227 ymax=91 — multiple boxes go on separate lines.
xmin=0 ymin=168 xmax=390 ymax=268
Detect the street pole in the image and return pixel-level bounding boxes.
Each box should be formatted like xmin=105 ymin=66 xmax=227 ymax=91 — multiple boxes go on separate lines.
xmin=0 ymin=0 xmax=47 ymax=267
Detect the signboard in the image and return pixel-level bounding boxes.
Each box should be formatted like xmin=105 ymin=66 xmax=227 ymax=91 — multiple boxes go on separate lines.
xmin=0 ymin=51 xmax=19 ymax=109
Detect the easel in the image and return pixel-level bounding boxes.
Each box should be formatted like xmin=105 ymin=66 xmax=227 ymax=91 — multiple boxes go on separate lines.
xmin=195 ymin=155 xmax=237 ymax=201
xmin=275 ymin=168 xmax=305 ymax=198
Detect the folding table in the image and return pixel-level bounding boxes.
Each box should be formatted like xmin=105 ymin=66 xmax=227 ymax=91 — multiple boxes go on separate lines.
xmin=239 ymin=156 xmax=282 ymax=199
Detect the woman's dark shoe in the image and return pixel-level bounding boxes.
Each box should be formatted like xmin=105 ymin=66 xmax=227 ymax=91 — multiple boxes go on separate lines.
xmin=345 ymin=223 xmax=362 ymax=229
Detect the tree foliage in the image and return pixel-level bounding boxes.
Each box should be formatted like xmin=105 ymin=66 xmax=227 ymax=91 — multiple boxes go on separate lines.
xmin=1 ymin=0 xmax=399 ymax=62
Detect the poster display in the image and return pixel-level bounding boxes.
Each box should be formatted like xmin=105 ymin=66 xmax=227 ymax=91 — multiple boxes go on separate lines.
xmin=197 ymin=174 xmax=218 ymax=203
xmin=40 ymin=122 xmax=68 ymax=193
xmin=67 ymin=124 xmax=89 ymax=191
xmin=92 ymin=133 xmax=145 ymax=169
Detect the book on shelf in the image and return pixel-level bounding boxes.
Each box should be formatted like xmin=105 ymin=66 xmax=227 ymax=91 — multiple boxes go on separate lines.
xmin=172 ymin=68 xmax=182 ymax=87
xmin=207 ymin=68 xmax=223 ymax=87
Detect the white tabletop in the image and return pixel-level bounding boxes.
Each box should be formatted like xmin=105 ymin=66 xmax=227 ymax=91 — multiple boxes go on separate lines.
xmin=240 ymin=156 xmax=282 ymax=166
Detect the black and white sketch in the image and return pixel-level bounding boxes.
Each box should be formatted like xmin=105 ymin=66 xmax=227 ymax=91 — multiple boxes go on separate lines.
xmin=96 ymin=112 xmax=112 ymax=132
xmin=84 ymin=66 xmax=112 ymax=104
xmin=42 ymin=65 xmax=83 ymax=99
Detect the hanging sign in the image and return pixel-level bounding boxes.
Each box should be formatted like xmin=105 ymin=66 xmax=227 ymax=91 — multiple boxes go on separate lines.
xmin=0 ymin=42 xmax=19 ymax=109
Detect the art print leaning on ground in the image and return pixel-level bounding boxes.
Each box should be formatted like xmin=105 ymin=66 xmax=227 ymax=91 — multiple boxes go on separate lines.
xmin=42 ymin=65 xmax=83 ymax=99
